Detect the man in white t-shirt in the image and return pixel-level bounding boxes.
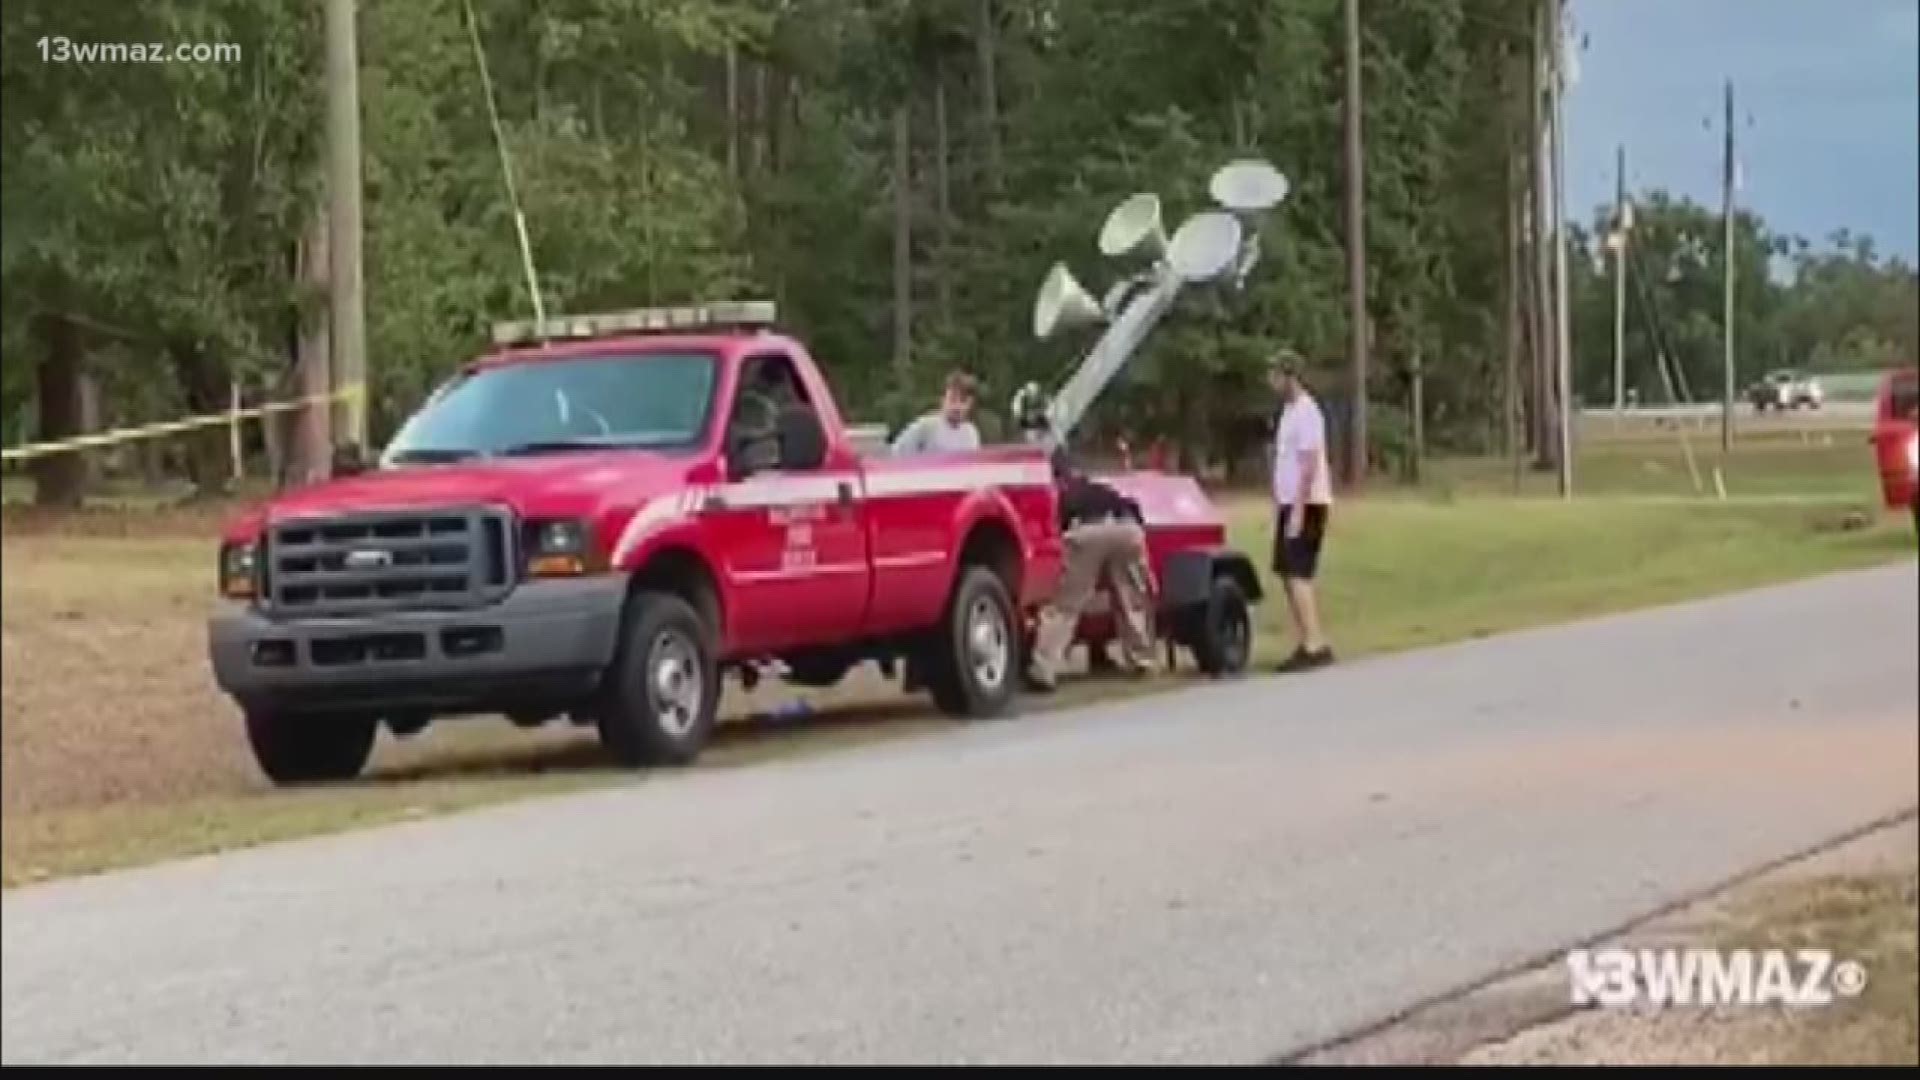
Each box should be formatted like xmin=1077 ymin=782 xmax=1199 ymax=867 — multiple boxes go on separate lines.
xmin=1267 ymin=351 xmax=1335 ymax=671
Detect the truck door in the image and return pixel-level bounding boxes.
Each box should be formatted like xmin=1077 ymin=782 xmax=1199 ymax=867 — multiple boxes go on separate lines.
xmin=714 ymin=352 xmax=870 ymax=653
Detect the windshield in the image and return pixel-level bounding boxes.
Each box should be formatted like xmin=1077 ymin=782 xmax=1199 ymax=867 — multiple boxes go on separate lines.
xmin=382 ymin=352 xmax=718 ymax=463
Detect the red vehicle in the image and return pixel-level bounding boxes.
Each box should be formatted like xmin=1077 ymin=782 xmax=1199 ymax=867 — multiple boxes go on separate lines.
xmin=1869 ymin=366 xmax=1918 ymax=532
xmin=210 ymin=302 xmax=1064 ymax=782
xmin=208 ymin=302 xmax=1259 ymax=784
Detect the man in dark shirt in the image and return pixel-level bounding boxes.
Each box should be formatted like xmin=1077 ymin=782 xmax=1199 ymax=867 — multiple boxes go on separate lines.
xmin=1026 ymin=449 xmax=1156 ymax=692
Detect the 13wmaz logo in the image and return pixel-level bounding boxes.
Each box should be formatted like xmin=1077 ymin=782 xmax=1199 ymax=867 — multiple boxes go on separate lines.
xmin=1567 ymin=948 xmax=1868 ymax=1007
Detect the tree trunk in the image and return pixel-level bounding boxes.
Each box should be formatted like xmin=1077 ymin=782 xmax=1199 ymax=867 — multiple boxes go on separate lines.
xmin=1502 ymin=45 xmax=1523 ymax=479
xmin=292 ymin=205 xmax=333 ymax=487
xmin=1409 ymin=346 xmax=1425 ymax=483
xmin=749 ymin=60 xmax=768 ymax=178
xmin=724 ymin=43 xmax=740 ymax=179
xmin=168 ymin=340 xmax=231 ymax=496
xmin=974 ymin=0 xmax=1001 ymax=195
xmin=30 ymin=313 xmax=88 ymax=508
xmin=78 ymin=369 xmax=106 ymax=476
xmin=768 ymin=67 xmax=790 ymax=177
xmin=891 ymin=103 xmax=914 ymax=397
xmin=262 ymin=376 xmax=286 ymax=486
xmin=933 ymin=53 xmax=954 ymax=329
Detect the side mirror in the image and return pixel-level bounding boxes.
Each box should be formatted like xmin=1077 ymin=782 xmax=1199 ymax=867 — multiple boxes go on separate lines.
xmin=332 ymin=442 xmax=369 ymax=478
xmin=777 ymin=407 xmax=828 ymax=471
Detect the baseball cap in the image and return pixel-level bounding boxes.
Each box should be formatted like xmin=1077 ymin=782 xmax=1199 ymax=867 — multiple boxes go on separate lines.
xmin=1267 ymin=348 xmax=1303 ymax=375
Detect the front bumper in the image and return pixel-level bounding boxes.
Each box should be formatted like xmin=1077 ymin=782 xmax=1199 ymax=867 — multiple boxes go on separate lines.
xmin=208 ymin=577 xmax=626 ymax=714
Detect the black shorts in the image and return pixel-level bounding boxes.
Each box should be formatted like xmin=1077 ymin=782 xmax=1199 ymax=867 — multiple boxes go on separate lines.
xmin=1271 ymin=504 xmax=1329 ymax=579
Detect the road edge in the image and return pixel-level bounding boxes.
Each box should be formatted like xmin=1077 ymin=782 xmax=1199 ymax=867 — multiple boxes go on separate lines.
xmin=1271 ymin=807 xmax=1920 ymax=1065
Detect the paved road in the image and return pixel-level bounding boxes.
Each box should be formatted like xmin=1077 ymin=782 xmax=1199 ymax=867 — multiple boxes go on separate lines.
xmin=5 ymin=564 xmax=1916 ymax=1065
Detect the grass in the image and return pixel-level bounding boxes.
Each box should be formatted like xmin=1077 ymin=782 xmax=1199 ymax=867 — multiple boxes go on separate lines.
xmin=3 ymin=432 xmax=1914 ymax=887
xmin=1235 ymin=496 xmax=1907 ymax=660
xmin=1715 ymin=869 xmax=1920 ymax=1065
xmin=1459 ymin=828 xmax=1919 ymax=1067
xmin=1425 ymin=425 xmax=1885 ymax=502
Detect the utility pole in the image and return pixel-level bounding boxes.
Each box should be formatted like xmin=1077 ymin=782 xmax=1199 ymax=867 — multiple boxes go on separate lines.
xmin=1527 ymin=0 xmax=1553 ymax=470
xmin=1720 ymin=79 xmax=1736 ymax=452
xmin=325 ymin=0 xmax=368 ymax=450
xmin=1612 ymin=144 xmax=1629 ymax=416
xmin=295 ymin=208 xmax=332 ymax=484
xmin=1342 ymin=0 xmax=1368 ymax=489
xmin=1548 ymin=0 xmax=1572 ymax=497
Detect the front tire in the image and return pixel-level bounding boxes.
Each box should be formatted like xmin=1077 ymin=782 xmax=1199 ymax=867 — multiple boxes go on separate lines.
xmin=925 ymin=566 xmax=1018 ymax=718
xmin=245 ymin=708 xmax=376 ymax=785
xmin=597 ymin=591 xmax=719 ymax=767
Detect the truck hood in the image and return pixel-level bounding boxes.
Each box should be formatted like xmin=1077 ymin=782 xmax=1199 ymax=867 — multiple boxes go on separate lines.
xmin=224 ymin=452 xmax=696 ymax=540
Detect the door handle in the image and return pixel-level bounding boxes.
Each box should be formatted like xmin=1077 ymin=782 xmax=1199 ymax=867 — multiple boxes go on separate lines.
xmin=837 ymin=482 xmax=854 ymax=507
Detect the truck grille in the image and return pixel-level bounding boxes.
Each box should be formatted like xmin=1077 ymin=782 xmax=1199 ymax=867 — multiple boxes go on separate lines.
xmin=263 ymin=508 xmax=513 ymax=616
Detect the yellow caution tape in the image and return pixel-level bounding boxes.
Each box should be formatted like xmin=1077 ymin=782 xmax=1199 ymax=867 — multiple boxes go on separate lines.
xmin=0 ymin=384 xmax=365 ymax=463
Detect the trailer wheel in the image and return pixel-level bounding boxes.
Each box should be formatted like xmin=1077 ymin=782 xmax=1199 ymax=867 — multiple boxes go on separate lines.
xmin=597 ymin=590 xmax=719 ymax=767
xmin=1186 ymin=573 xmax=1253 ymax=677
xmin=245 ymin=708 xmax=377 ymax=785
xmin=925 ymin=566 xmax=1018 ymax=718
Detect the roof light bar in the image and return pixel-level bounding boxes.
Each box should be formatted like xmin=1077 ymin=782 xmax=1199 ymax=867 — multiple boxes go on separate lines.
xmin=491 ymin=300 xmax=778 ymax=347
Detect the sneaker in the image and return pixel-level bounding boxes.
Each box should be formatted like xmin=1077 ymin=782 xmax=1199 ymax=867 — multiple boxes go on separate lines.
xmin=1275 ymin=646 xmax=1335 ymax=673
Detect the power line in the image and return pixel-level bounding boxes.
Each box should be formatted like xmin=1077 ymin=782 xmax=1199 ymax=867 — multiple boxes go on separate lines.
xmin=463 ymin=0 xmax=547 ymax=325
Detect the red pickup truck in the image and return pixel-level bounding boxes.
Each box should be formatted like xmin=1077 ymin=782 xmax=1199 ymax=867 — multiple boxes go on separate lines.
xmin=209 ymin=303 xmax=1066 ymax=782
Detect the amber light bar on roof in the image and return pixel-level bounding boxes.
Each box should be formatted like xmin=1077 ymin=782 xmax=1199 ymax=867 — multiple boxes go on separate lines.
xmin=492 ymin=300 xmax=778 ymax=347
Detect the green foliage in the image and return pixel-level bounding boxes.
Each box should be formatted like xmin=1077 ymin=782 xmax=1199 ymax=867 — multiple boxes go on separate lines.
xmin=1569 ymin=193 xmax=1917 ymax=408
xmin=5 ymin=0 xmax=1910 ymax=484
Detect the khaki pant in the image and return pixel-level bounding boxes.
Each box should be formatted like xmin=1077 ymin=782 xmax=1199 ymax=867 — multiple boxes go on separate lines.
xmin=1030 ymin=518 xmax=1156 ymax=685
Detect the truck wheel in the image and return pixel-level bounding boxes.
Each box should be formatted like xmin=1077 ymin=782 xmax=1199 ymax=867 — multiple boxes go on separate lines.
xmin=925 ymin=566 xmax=1018 ymax=719
xmin=1187 ymin=574 xmax=1252 ymax=677
xmin=244 ymin=708 xmax=376 ymax=785
xmin=598 ymin=591 xmax=719 ymax=767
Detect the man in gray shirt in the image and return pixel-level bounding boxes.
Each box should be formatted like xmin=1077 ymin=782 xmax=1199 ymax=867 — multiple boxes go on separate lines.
xmin=891 ymin=370 xmax=982 ymax=455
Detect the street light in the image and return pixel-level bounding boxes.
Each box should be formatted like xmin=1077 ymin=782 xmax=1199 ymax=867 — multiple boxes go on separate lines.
xmin=1020 ymin=159 xmax=1291 ymax=447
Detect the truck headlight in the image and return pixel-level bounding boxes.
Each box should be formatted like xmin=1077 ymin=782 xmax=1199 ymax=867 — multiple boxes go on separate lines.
xmin=219 ymin=541 xmax=258 ymax=599
xmin=524 ymin=518 xmax=604 ymax=578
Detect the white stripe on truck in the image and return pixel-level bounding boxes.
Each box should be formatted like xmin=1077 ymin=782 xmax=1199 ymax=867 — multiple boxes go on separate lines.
xmin=611 ymin=458 xmax=1054 ymax=566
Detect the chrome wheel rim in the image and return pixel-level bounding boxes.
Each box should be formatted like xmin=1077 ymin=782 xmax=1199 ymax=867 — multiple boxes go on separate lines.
xmin=966 ymin=596 xmax=1010 ymax=692
xmin=649 ymin=630 xmax=703 ymax=736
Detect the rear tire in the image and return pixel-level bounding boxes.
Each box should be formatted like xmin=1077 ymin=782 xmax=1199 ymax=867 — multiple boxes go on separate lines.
xmin=925 ymin=566 xmax=1018 ymax=718
xmin=245 ymin=708 xmax=376 ymax=785
xmin=1186 ymin=574 xmax=1253 ymax=677
xmin=597 ymin=591 xmax=719 ymax=767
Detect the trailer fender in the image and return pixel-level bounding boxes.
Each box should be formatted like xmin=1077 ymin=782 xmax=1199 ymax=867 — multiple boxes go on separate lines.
xmin=1159 ymin=548 xmax=1264 ymax=611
